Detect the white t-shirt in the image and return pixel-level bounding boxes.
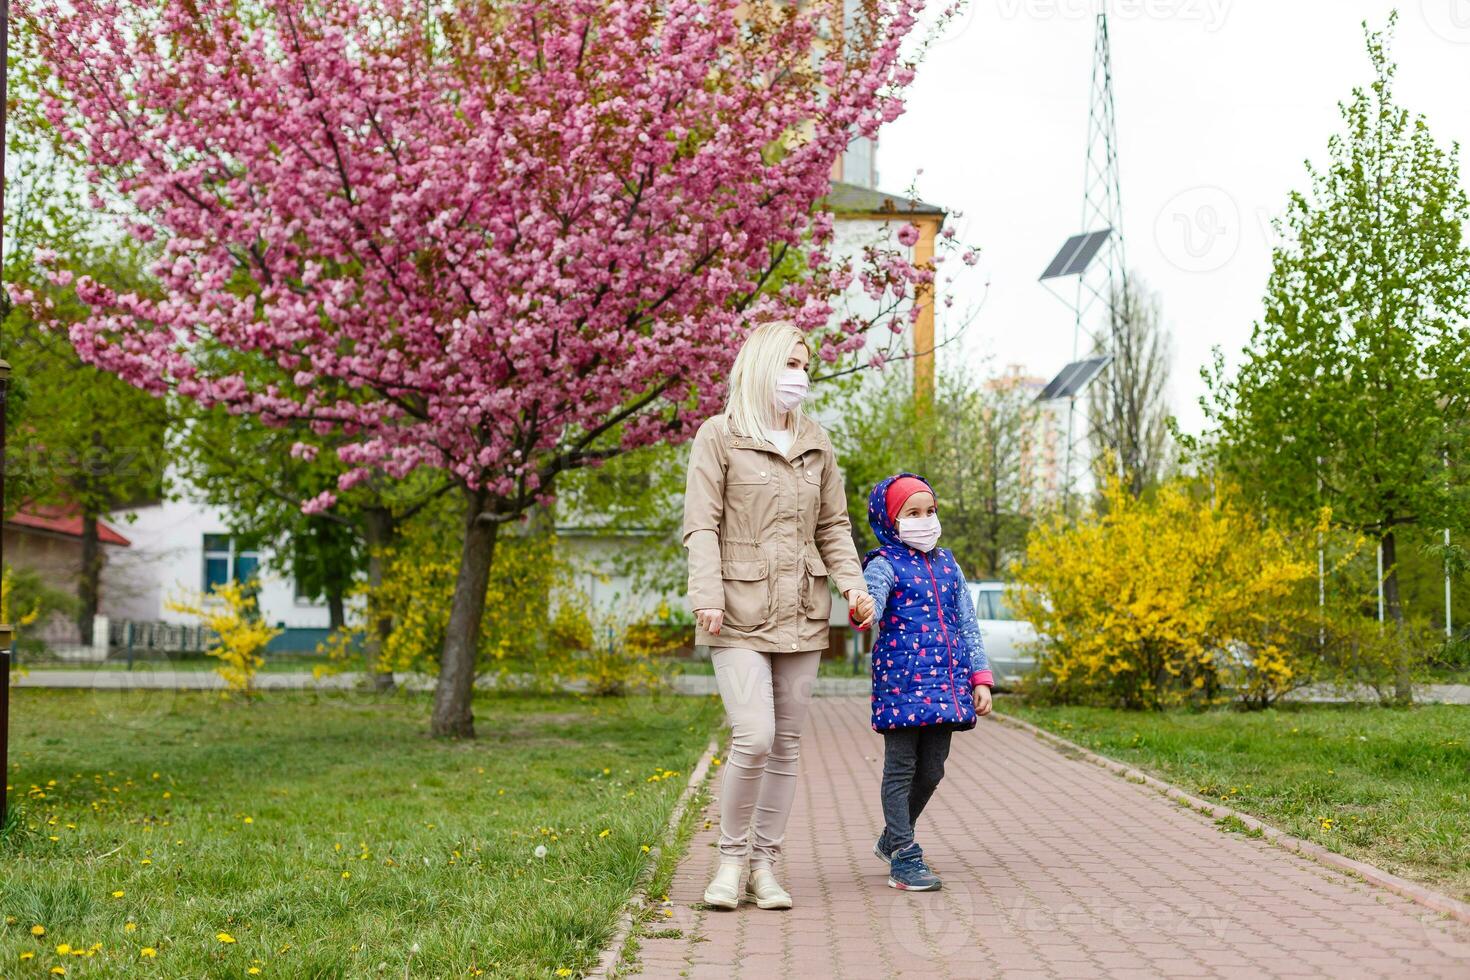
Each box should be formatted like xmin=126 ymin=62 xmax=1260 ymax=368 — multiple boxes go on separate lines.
xmin=768 ymin=427 xmax=793 ymax=456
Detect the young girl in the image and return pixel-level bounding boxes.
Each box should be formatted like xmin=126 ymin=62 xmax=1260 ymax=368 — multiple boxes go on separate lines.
xmin=854 ymin=473 xmax=993 ymax=891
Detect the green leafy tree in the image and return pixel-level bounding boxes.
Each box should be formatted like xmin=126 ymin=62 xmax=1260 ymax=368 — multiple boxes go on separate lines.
xmin=176 ymin=403 xmax=451 ymax=689
xmin=2 ymin=27 xmax=168 ymax=643
xmin=1201 ymin=16 xmax=1470 ymax=701
xmin=829 ymin=362 xmax=1039 ymax=577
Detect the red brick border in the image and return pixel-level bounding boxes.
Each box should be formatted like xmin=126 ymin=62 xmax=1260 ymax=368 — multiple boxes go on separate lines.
xmin=991 ymin=710 xmax=1470 ymax=927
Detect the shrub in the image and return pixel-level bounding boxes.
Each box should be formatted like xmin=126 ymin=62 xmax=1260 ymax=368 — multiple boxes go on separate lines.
xmin=1010 ymin=473 xmax=1322 ymax=709
xmin=1313 ymin=614 xmax=1434 ymax=704
xmin=165 ymin=580 xmax=281 ymax=694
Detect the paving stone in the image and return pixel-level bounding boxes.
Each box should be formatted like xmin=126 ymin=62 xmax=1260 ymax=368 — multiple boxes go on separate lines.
xmin=621 ymin=699 xmax=1470 ymax=979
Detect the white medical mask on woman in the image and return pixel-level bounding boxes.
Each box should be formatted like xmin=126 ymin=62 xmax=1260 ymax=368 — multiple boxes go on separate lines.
xmin=773 ymin=368 xmax=809 ymax=414
xmin=897 ymin=515 xmax=942 ymax=553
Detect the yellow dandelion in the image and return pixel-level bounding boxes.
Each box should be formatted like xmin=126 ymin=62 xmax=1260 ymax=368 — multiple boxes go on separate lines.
xmin=140 ymin=947 xmax=157 ymax=959
xmin=125 ymin=922 xmax=137 ymax=933
xmin=50 ymin=968 xmax=66 ymax=976
xmin=640 ymin=845 xmax=651 ymax=853
xmin=341 ymin=871 xmax=351 ymax=879
xmin=248 ymin=969 xmax=262 ymax=976
xmin=20 ymin=951 xmax=36 ymax=961
xmin=598 ymin=829 xmax=611 ymax=838
xmin=216 ymin=932 xmax=236 ymax=944
xmin=243 ymin=817 xmax=253 ymax=824
xmin=31 ymin=925 xmax=46 ymax=936
xmin=56 ymin=944 xmax=73 ymax=955
xmin=112 ymin=890 xmax=125 ymax=898
xmin=556 ymin=970 xmax=573 ymax=977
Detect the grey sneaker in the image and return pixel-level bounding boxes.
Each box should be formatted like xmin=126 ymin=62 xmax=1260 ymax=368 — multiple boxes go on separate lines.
xmin=887 ymin=843 xmax=942 ymax=891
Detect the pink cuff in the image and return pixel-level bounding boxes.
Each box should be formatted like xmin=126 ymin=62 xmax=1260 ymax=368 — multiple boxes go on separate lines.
xmin=970 ymin=670 xmax=993 ymax=689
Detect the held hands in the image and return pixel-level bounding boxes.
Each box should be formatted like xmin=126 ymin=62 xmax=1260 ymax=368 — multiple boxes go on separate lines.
xmin=694 ymin=608 xmax=724 ymax=635
xmin=972 ymin=684 xmax=993 ymax=716
xmin=846 ymin=589 xmax=875 ymax=629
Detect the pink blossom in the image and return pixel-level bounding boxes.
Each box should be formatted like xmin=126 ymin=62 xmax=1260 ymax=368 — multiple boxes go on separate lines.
xmin=897 ymin=223 xmax=921 ymax=248
xmin=300 ymin=490 xmax=337 ymax=515
xmin=16 ymin=0 xmax=965 ymax=527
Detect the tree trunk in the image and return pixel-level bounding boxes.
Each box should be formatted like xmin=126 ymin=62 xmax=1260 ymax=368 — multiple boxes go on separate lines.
xmin=77 ymin=509 xmax=101 ymax=646
xmin=1381 ymin=530 xmax=1412 ymax=703
xmin=326 ymin=585 xmax=345 ymax=632
xmin=363 ymin=506 xmax=397 ymax=693
xmin=431 ymin=490 xmax=499 ymax=738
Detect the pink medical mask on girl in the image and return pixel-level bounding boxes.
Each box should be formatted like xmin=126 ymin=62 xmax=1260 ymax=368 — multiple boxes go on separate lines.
xmin=897 ymin=515 xmax=942 ymax=552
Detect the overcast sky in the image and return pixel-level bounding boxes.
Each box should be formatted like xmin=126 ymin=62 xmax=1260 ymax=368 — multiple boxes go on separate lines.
xmin=877 ymin=0 xmax=1470 ymax=436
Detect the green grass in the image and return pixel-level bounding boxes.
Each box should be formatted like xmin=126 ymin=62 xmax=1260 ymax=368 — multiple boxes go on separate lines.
xmin=997 ymin=699 xmax=1470 ymax=902
xmin=1 ymin=689 xmax=723 ymax=979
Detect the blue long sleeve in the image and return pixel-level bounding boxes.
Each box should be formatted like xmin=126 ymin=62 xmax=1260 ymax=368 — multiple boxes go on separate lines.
xmin=861 ymin=556 xmax=897 ymax=621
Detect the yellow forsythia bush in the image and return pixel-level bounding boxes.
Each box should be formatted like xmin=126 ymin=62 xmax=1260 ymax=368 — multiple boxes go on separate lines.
xmin=166 ymin=580 xmax=282 ymax=694
xmin=367 ymin=522 xmax=562 ymax=678
xmin=1010 ymin=474 xmax=1321 ymax=709
xmin=3 ymin=565 xmax=43 ymax=683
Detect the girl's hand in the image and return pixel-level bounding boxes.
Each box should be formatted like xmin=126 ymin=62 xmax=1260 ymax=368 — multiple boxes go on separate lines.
xmin=973 ymin=685 xmax=993 ymax=716
xmin=846 ymin=590 xmax=875 ymax=629
xmin=695 ymin=608 xmax=724 ymax=635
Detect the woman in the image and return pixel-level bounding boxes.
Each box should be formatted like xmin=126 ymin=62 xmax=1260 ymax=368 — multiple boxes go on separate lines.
xmin=683 ymin=321 xmax=875 ymax=911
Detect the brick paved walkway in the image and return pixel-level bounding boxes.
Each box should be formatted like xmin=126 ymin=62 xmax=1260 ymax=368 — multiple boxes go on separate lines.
xmin=630 ymin=697 xmax=1470 ymax=979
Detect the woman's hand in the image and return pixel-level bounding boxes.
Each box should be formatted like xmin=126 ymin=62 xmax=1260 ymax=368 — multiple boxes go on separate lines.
xmin=695 ymin=608 xmax=724 ymax=635
xmin=973 ymin=685 xmax=993 ymax=716
xmin=846 ymin=589 xmax=875 ymax=629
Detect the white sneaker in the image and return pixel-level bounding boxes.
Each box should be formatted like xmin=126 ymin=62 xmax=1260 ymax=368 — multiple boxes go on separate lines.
xmin=703 ymin=861 xmax=745 ymax=910
xmin=746 ymin=868 xmax=793 ymax=910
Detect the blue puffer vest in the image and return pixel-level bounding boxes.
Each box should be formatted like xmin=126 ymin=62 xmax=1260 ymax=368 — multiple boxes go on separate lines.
xmin=865 ymin=474 xmax=978 ymax=732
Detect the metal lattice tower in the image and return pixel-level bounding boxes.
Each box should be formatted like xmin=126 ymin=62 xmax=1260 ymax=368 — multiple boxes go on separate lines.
xmin=1037 ymin=6 xmax=1128 ymax=505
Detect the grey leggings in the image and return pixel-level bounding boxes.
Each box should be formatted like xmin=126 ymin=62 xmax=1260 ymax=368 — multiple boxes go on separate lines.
xmin=879 ymin=726 xmax=954 ymax=854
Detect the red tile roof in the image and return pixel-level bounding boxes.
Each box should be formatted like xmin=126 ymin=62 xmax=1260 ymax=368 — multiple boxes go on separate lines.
xmin=5 ymin=504 xmax=132 ymax=546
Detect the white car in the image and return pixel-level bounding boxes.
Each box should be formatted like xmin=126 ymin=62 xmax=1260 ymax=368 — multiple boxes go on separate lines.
xmin=966 ymin=581 xmax=1037 ymax=688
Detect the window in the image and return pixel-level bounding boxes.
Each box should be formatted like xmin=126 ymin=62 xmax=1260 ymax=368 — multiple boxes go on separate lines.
xmin=202 ymin=534 xmax=262 ymax=590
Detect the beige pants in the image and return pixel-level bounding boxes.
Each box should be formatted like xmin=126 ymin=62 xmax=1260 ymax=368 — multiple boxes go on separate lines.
xmin=710 ymin=647 xmax=822 ymax=870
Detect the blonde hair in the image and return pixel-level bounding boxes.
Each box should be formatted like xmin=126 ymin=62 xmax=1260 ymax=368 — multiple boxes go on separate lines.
xmin=725 ymin=321 xmax=809 ymax=446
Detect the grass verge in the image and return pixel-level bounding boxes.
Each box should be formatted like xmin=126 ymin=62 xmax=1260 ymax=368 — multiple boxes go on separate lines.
xmin=1 ymin=688 xmax=722 ymax=978
xmin=996 ymin=699 xmax=1470 ymax=902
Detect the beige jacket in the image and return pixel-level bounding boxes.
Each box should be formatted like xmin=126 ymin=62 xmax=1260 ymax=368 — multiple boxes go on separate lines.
xmin=683 ymin=413 xmax=865 ymax=653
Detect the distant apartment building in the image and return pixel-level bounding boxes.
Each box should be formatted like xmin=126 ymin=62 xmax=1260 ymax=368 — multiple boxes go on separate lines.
xmin=987 ymin=364 xmax=1067 ymax=507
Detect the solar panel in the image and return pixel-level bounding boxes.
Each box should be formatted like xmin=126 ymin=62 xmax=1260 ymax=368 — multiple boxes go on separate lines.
xmin=1040 ymin=233 xmax=1089 ymax=280
xmin=1063 ymin=229 xmax=1111 ymax=276
xmin=1035 ymin=356 xmax=1112 ymax=401
xmin=1039 ymin=228 xmax=1112 ymax=280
